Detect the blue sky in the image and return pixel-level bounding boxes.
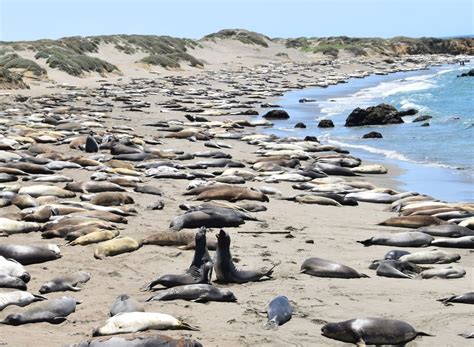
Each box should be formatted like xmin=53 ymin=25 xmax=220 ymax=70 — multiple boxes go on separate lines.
xmin=0 ymin=0 xmax=472 ymax=41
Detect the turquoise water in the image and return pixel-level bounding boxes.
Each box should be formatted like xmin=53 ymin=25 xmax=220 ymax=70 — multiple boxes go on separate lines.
xmin=262 ymin=62 xmax=474 ymax=202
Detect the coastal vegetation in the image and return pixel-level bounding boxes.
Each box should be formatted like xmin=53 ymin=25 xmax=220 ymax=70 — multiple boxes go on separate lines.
xmin=203 ymin=29 xmax=270 ymax=47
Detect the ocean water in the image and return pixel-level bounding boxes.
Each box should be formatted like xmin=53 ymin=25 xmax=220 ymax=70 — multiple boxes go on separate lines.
xmin=261 ymin=62 xmax=474 ymax=202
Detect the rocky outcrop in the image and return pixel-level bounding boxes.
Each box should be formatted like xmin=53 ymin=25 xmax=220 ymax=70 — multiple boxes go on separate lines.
xmin=457 ymin=69 xmax=474 ymax=77
xmin=362 ymin=131 xmax=383 ymax=139
xmin=262 ymin=110 xmax=290 ymax=119
xmin=397 ymin=108 xmax=418 ymax=117
xmin=294 ymin=122 xmax=306 ymax=128
xmin=318 ymin=119 xmax=335 ymax=128
xmin=345 ymin=104 xmax=405 ymax=127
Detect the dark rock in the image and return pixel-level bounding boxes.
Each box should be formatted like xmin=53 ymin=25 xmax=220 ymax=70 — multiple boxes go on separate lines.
xmin=317 ymin=119 xmax=334 ymax=128
xmin=362 ymin=131 xmax=383 ymax=139
xmin=304 ymin=136 xmax=319 ymax=142
xmin=457 ymin=69 xmax=474 ymax=77
xmin=262 ymin=109 xmax=290 ymax=119
xmin=412 ymin=115 xmax=432 ymax=123
xmin=294 ymin=122 xmax=306 ymax=128
xmin=421 ymin=122 xmax=430 ymax=127
xmin=397 ymin=108 xmax=418 ymax=117
xmin=261 ymin=103 xmax=280 ymax=108
xmin=237 ymin=109 xmax=259 ymax=115
xmin=345 ymin=104 xmax=404 ymax=127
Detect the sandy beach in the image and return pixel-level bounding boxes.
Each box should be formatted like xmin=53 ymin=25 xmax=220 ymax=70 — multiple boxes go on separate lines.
xmin=0 ymin=34 xmax=473 ymax=347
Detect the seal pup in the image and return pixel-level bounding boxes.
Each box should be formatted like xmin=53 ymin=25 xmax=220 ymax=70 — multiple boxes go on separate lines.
xmin=214 ymin=229 xmax=275 ymax=283
xmin=264 ymin=295 xmax=293 ymax=330
xmin=92 ymin=312 xmax=199 ymax=336
xmin=357 ymin=232 xmax=434 ymax=247
xmin=438 ymin=292 xmax=474 ymax=305
xmin=416 ymin=224 xmax=474 ymax=237
xmin=146 ymin=284 xmax=237 ymax=303
xmin=39 ymin=271 xmax=91 ymax=293
xmin=0 ymin=296 xmax=77 ymax=325
xmin=0 ymin=256 xmax=30 ymax=283
xmin=85 ymin=131 xmax=99 ymax=153
xmin=0 ymin=274 xmax=27 ymax=290
xmin=419 ymin=266 xmax=466 ymax=279
xmin=321 ymin=317 xmax=433 ymax=345
xmin=109 ymin=294 xmax=145 ymax=316
xmin=94 ymin=237 xmax=141 ymax=259
xmin=399 ymin=249 xmax=460 ymax=264
xmin=0 ymin=291 xmax=46 ymax=310
xmin=300 ymin=257 xmax=368 ymax=279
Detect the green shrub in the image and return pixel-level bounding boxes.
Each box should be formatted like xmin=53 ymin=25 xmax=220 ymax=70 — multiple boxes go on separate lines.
xmin=140 ymin=52 xmax=203 ymax=68
xmin=0 ymin=53 xmax=46 ymax=76
xmin=203 ymin=29 xmax=269 ymax=47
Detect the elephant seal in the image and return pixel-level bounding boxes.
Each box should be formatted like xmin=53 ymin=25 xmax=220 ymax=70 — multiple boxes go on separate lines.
xmin=416 ymin=224 xmax=474 ymax=237
xmin=11 ymin=194 xmax=37 ymax=209
xmin=378 ymin=215 xmax=446 ymax=228
xmin=65 ymin=334 xmax=203 ymax=347
xmin=0 ymin=218 xmax=41 ymax=235
xmin=214 ymin=230 xmax=275 ymax=283
xmin=383 ymin=249 xmax=411 ymax=260
xmin=0 ymin=291 xmax=46 ymax=310
xmin=295 ymin=195 xmax=341 ymax=206
xmin=39 ymin=271 xmax=91 ymax=294
xmin=358 ymin=232 xmax=434 ymax=247
xmin=146 ymin=284 xmax=237 ymax=303
xmin=195 ymin=186 xmax=269 ymax=202
xmin=321 ymin=317 xmax=433 ymax=345
xmin=69 ymin=229 xmax=120 ymax=246
xmin=89 ymin=192 xmax=134 ymax=206
xmin=430 ymin=236 xmax=474 ymax=249
xmin=301 ymin=257 xmax=368 ymax=279
xmin=0 ymin=296 xmax=77 ymax=325
xmin=0 ymin=256 xmax=30 ymax=283
xmin=18 ymin=185 xmax=76 ymax=198
xmin=264 ymin=295 xmax=293 ymax=330
xmin=438 ymin=292 xmax=474 ymax=305
xmin=92 ymin=312 xmax=198 ymax=336
xmin=141 ymin=231 xmax=217 ymax=250
xmin=86 ymin=131 xmax=99 ymax=153
xmin=0 ymin=274 xmax=27 ymax=290
xmin=109 ymin=294 xmax=145 ymax=316
xmin=369 ymin=260 xmax=424 ymax=279
xmin=66 ymin=181 xmax=126 ymax=193
xmin=419 ymin=266 xmax=466 ymax=279
xmin=0 ymin=244 xmax=61 ymax=265
xmin=23 ymin=206 xmax=53 ymax=223
xmin=94 ymin=237 xmax=141 ymax=259
xmin=170 ymin=210 xmax=246 ymax=231
xmin=143 ymin=262 xmax=213 ymax=291
xmin=399 ymin=249 xmax=460 ymax=264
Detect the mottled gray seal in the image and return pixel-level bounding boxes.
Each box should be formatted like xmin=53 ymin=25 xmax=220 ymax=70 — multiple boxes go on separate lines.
xmin=65 ymin=334 xmax=203 ymax=347
xmin=214 ymin=229 xmax=275 ymax=283
xmin=264 ymin=295 xmax=293 ymax=329
xmin=109 ymin=294 xmax=145 ymax=316
xmin=146 ymin=284 xmax=236 ymax=303
xmin=358 ymin=231 xmax=434 ymax=247
xmin=301 ymin=257 xmax=368 ymax=279
xmin=0 ymin=256 xmax=30 ymax=283
xmin=0 ymin=274 xmax=27 ymax=290
xmin=399 ymin=249 xmax=460 ymax=264
xmin=321 ymin=317 xmax=433 ymax=345
xmin=383 ymin=249 xmax=411 ymax=260
xmin=369 ymin=260 xmax=424 ymax=279
xmin=0 ymin=244 xmax=61 ymax=265
xmin=0 ymin=296 xmax=77 ymax=325
xmin=39 ymin=271 xmax=91 ymax=293
xmin=438 ymin=292 xmax=474 ymax=305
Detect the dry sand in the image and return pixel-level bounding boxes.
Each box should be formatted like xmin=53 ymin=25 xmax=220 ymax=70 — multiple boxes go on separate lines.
xmin=0 ymin=43 xmax=472 ymax=346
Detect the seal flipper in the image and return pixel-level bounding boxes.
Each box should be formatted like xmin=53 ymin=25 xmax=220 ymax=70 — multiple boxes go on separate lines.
xmin=357 ymin=239 xmax=373 ymax=247
xmin=263 ymin=319 xmax=279 ymax=331
xmin=416 ymin=331 xmax=435 ymax=337
xmin=178 ymin=321 xmax=200 ymax=331
xmin=33 ymin=294 xmax=48 ymax=301
xmin=355 ymin=339 xmax=367 ymax=347
xmin=47 ymin=316 xmax=67 ymax=324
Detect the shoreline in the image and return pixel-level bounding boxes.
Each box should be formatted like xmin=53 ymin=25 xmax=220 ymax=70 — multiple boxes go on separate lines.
xmin=259 ymin=61 xmax=473 ymax=202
